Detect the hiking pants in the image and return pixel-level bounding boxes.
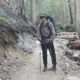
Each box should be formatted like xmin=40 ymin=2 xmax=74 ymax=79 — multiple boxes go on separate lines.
xmin=41 ymin=42 xmax=56 ymax=67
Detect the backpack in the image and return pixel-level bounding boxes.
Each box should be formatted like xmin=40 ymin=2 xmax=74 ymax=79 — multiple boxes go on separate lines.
xmin=39 ymin=22 xmax=52 ymax=40
xmin=46 ymin=15 xmax=57 ymax=34
xmin=46 ymin=15 xmax=55 ymax=26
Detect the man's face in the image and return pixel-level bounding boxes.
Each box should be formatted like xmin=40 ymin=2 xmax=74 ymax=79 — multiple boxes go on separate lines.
xmin=42 ymin=18 xmax=46 ymax=22
xmin=39 ymin=18 xmax=42 ymax=24
xmin=36 ymin=17 xmax=42 ymax=25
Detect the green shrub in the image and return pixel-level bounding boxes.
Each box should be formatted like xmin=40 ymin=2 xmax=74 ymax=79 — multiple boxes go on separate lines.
xmin=0 ymin=8 xmax=16 ymax=25
xmin=0 ymin=17 xmax=9 ymax=25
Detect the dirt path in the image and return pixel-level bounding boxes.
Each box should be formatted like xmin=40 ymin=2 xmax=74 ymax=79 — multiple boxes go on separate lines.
xmin=12 ymin=39 xmax=80 ymax=80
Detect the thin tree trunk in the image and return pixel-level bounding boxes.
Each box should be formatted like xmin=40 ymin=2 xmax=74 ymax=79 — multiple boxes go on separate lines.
xmin=68 ymin=0 xmax=73 ymax=24
xmin=17 ymin=0 xmax=25 ymax=17
xmin=30 ymin=0 xmax=36 ymax=23
xmin=76 ymin=0 xmax=80 ymax=38
xmin=74 ymin=0 xmax=76 ymax=30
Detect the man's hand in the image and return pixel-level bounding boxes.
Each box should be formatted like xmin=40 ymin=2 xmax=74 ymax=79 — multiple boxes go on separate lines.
xmin=48 ymin=36 xmax=53 ymax=43
xmin=38 ymin=37 xmax=42 ymax=42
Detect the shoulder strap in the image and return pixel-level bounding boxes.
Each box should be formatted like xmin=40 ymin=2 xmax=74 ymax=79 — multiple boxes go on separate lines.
xmin=39 ymin=23 xmax=43 ymax=36
xmin=46 ymin=22 xmax=52 ymax=35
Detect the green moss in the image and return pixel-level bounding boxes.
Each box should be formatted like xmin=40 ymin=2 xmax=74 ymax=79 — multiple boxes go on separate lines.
xmin=0 ymin=13 xmax=16 ymax=43
xmin=0 ymin=9 xmax=17 ymax=25
xmin=0 ymin=17 xmax=9 ymax=25
xmin=0 ymin=17 xmax=17 ymax=25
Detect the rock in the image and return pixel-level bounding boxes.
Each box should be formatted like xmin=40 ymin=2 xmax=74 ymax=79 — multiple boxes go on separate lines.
xmin=17 ymin=34 xmax=35 ymax=54
xmin=72 ymin=52 xmax=80 ymax=62
xmin=77 ymin=61 xmax=80 ymax=66
xmin=73 ymin=52 xmax=80 ymax=57
xmin=65 ymin=49 xmax=74 ymax=59
xmin=65 ymin=76 xmax=80 ymax=80
xmin=65 ymin=49 xmax=80 ymax=65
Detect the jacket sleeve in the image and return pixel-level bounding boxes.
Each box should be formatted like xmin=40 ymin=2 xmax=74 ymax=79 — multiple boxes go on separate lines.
xmin=49 ymin=22 xmax=56 ymax=39
xmin=37 ymin=24 xmax=41 ymax=41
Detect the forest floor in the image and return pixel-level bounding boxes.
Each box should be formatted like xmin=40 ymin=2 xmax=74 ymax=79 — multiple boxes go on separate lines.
xmin=11 ymin=37 xmax=80 ymax=80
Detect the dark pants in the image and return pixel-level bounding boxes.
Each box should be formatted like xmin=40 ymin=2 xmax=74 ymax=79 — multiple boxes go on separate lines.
xmin=41 ymin=42 xmax=56 ymax=67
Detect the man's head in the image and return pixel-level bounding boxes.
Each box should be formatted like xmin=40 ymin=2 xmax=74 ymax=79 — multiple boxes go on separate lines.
xmin=36 ymin=16 xmax=42 ymax=25
xmin=39 ymin=15 xmax=46 ymax=23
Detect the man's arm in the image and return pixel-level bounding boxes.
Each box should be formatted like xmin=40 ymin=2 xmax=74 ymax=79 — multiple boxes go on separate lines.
xmin=49 ymin=22 xmax=56 ymax=40
xmin=37 ymin=24 xmax=41 ymax=41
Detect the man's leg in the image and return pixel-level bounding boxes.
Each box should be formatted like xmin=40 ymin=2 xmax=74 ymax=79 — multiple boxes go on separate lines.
xmin=48 ymin=43 xmax=57 ymax=71
xmin=41 ymin=43 xmax=47 ymax=71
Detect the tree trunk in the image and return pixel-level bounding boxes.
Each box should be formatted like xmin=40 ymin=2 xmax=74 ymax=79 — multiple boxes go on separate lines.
xmin=68 ymin=0 xmax=73 ymax=24
xmin=30 ymin=0 xmax=36 ymax=23
xmin=74 ymin=0 xmax=76 ymax=30
xmin=76 ymin=0 xmax=80 ymax=38
xmin=17 ymin=0 xmax=25 ymax=17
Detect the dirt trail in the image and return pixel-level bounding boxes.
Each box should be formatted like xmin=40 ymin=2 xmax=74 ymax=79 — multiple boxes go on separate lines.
xmin=12 ymin=39 xmax=80 ymax=80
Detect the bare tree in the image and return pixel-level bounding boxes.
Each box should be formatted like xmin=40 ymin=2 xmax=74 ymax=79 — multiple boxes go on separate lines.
xmin=74 ymin=0 xmax=76 ymax=29
xmin=17 ymin=0 xmax=25 ymax=17
xmin=68 ymin=0 xmax=73 ymax=24
xmin=30 ymin=0 xmax=36 ymax=23
xmin=76 ymin=0 xmax=80 ymax=38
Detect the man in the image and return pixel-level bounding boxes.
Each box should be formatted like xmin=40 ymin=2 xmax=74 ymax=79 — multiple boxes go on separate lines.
xmin=37 ymin=15 xmax=57 ymax=72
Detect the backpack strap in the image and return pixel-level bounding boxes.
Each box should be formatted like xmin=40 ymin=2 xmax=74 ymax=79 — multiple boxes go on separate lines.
xmin=39 ymin=22 xmax=52 ymax=39
xmin=46 ymin=22 xmax=52 ymax=38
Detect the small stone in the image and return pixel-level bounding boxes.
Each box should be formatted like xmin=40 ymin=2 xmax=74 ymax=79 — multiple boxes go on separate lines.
xmin=65 ymin=76 xmax=80 ymax=80
xmin=73 ymin=53 xmax=80 ymax=57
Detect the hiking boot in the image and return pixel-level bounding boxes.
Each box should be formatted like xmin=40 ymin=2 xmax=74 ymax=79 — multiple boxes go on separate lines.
xmin=43 ymin=66 xmax=47 ymax=72
xmin=49 ymin=65 xmax=56 ymax=71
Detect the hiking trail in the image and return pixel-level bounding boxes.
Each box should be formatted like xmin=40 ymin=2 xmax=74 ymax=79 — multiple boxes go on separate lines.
xmin=12 ymin=38 xmax=80 ymax=80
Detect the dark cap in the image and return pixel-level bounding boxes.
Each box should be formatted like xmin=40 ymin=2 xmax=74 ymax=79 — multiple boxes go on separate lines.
xmin=39 ymin=15 xmax=46 ymax=19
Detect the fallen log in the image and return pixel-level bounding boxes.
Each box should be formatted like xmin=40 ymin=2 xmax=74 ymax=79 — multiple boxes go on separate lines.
xmin=57 ymin=32 xmax=79 ymax=39
xmin=68 ymin=36 xmax=79 ymax=41
xmin=65 ymin=49 xmax=80 ymax=66
xmin=67 ymin=40 xmax=80 ymax=50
